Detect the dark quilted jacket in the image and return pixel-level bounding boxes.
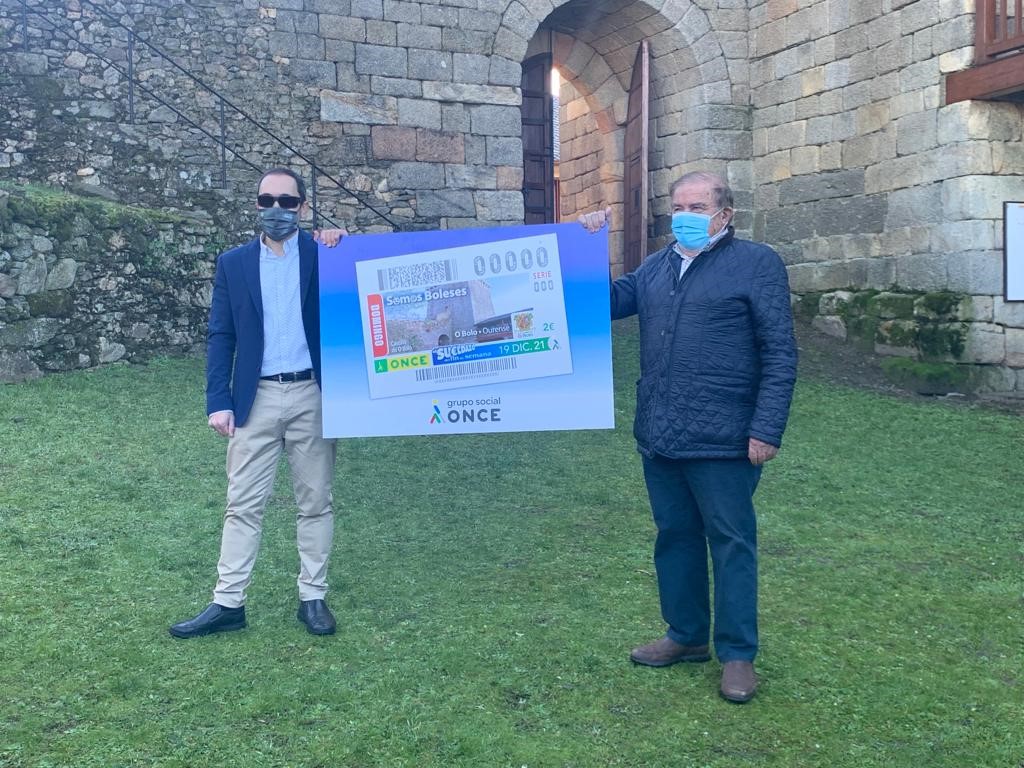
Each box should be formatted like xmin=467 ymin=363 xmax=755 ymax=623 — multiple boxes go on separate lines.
xmin=611 ymin=229 xmax=797 ymax=459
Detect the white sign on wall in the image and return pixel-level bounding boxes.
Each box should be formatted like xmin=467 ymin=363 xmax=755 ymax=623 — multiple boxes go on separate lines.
xmin=1006 ymin=201 xmax=1024 ymax=302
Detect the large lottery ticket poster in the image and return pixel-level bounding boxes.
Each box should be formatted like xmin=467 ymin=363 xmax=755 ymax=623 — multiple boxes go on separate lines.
xmin=319 ymin=223 xmax=613 ymax=437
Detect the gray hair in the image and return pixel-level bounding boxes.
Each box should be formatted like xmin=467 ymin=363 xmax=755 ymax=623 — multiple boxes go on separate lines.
xmin=669 ymin=172 xmax=734 ymax=210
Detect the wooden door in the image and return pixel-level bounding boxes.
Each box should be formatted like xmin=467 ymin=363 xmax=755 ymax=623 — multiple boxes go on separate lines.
xmin=521 ymin=53 xmax=554 ymax=225
xmin=624 ymin=40 xmax=649 ymax=272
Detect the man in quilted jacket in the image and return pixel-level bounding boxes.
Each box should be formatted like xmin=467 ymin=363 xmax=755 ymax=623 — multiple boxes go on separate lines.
xmin=580 ymin=171 xmax=797 ymax=702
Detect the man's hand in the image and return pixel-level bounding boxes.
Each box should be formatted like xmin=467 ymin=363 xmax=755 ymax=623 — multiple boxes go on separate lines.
xmin=748 ymin=437 xmax=778 ymax=465
xmin=578 ymin=207 xmax=612 ymax=233
xmin=313 ymin=228 xmax=348 ymax=247
xmin=208 ymin=410 xmax=235 ymax=437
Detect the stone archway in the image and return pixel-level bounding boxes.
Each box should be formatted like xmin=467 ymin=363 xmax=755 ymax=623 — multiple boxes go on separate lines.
xmin=498 ymin=0 xmax=752 ymax=275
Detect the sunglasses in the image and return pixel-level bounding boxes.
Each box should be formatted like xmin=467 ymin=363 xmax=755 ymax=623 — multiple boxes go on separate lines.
xmin=256 ymin=194 xmax=303 ymax=209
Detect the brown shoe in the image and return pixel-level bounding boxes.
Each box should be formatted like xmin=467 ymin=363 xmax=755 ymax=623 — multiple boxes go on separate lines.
xmin=720 ymin=660 xmax=757 ymax=702
xmin=629 ymin=636 xmax=711 ymax=667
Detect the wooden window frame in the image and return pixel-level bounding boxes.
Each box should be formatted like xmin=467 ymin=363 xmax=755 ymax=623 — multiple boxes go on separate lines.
xmin=946 ymin=1 xmax=1024 ymax=103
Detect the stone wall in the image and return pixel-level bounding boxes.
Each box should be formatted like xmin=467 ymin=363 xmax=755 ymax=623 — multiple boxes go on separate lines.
xmin=3 ymin=0 xmax=1024 ymax=390
xmin=0 ymin=184 xmax=221 ymax=382
xmin=795 ymin=287 xmax=1024 ymax=392
xmin=1 ymin=0 xmax=301 ymax=241
xmin=0 ymin=0 xmax=758 ymax=271
xmin=748 ymin=0 xmax=1024 ymax=391
xmin=0 ymin=0 xmax=530 ymax=242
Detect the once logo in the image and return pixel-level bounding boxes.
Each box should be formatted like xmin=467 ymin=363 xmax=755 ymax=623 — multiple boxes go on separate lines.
xmin=377 ymin=353 xmax=432 ymax=374
xmin=445 ymin=407 xmax=501 ymax=424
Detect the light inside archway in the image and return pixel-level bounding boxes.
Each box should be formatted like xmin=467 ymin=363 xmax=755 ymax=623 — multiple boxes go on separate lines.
xmin=551 ymin=67 xmax=561 ymax=163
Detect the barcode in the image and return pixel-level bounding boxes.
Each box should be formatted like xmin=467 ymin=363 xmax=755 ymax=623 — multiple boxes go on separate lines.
xmin=378 ymin=259 xmax=457 ymax=291
xmin=414 ymin=357 xmax=517 ymax=382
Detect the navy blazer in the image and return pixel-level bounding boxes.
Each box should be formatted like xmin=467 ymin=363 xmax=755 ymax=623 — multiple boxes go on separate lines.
xmin=206 ymin=230 xmax=322 ymax=427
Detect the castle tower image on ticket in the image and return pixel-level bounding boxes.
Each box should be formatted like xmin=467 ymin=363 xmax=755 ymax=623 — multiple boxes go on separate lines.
xmin=426 ymin=280 xmax=494 ymax=343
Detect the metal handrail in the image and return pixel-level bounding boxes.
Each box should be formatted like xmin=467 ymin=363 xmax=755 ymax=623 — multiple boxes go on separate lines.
xmin=976 ymin=0 xmax=1024 ymax=60
xmin=10 ymin=2 xmax=318 ymax=223
xmin=9 ymin=0 xmax=399 ymax=230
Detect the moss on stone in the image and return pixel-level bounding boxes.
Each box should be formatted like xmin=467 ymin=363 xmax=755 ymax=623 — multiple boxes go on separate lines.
xmin=915 ymin=291 xmax=966 ymax=321
xmin=795 ymin=291 xmax=824 ymax=321
xmin=6 ymin=194 xmax=40 ymax=223
xmin=841 ymin=290 xmax=877 ymax=319
xmin=867 ymin=292 xmax=916 ymax=319
xmin=49 ymin=214 xmax=75 ymax=244
xmin=880 ymin=357 xmax=970 ymax=395
xmin=0 ymin=196 xmax=12 ymax=232
xmin=126 ymin=225 xmax=160 ymax=257
xmin=954 ymin=295 xmax=974 ymax=321
xmin=26 ymin=291 xmax=74 ymax=318
xmin=917 ymin=322 xmax=967 ymax=360
xmin=875 ymin=319 xmax=918 ymax=348
xmin=204 ymin=238 xmax=230 ymax=257
xmin=0 ymin=182 xmax=188 ymax=227
xmin=845 ymin=315 xmax=879 ymax=352
xmin=0 ymin=182 xmax=203 ymax=278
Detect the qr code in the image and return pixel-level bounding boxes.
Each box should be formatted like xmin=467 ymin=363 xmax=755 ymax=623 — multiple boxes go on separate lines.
xmin=377 ymin=260 xmax=457 ymax=291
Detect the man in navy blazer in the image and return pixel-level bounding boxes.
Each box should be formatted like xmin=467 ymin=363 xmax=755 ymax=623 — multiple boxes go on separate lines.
xmin=171 ymin=167 xmax=345 ymax=638
xmin=203 ymin=206 xmax=323 ymax=431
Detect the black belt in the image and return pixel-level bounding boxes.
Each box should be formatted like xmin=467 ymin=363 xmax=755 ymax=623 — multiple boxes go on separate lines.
xmin=260 ymin=369 xmax=313 ymax=383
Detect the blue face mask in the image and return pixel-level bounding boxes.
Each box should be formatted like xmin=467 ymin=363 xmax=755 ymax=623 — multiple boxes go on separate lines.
xmin=672 ymin=209 xmax=722 ymax=251
xmin=258 ymin=207 xmax=299 ymax=242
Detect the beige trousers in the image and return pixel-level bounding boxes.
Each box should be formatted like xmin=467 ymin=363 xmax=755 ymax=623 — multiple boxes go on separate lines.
xmin=213 ymin=379 xmax=336 ymax=607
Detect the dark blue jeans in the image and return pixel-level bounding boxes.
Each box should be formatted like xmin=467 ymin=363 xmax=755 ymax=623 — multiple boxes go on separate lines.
xmin=641 ymin=455 xmax=762 ymax=662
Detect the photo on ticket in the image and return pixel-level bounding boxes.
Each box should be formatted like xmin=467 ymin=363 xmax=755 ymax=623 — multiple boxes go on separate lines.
xmin=355 ymin=233 xmax=573 ymax=399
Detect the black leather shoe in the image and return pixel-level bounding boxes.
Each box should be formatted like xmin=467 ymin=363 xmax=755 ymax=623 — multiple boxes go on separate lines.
xmin=297 ymin=599 xmax=336 ymax=635
xmin=169 ymin=603 xmax=246 ymax=639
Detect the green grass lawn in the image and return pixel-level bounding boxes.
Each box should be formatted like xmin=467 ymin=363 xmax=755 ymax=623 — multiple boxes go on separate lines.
xmin=1 ymin=319 xmax=1021 ymax=768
